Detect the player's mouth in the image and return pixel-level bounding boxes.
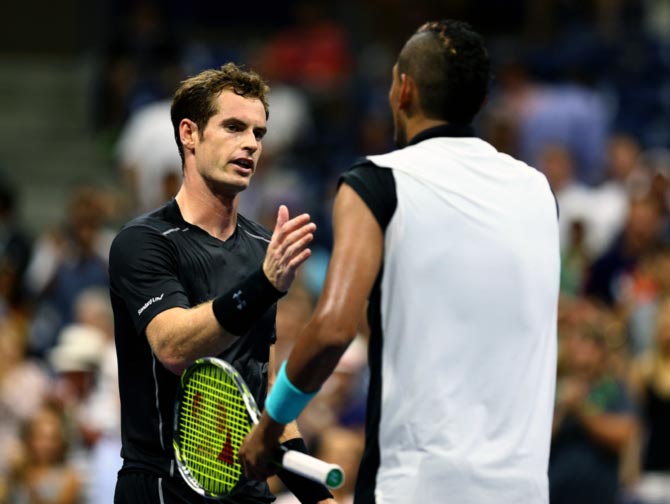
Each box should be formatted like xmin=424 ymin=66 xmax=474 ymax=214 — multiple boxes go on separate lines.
xmin=231 ymin=157 xmax=255 ymax=173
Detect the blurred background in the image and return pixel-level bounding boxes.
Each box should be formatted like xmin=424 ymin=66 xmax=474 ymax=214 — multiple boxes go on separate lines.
xmin=0 ymin=0 xmax=668 ymax=503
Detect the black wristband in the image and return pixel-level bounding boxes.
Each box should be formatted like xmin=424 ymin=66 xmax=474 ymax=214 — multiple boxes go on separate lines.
xmin=278 ymin=438 xmax=333 ymax=503
xmin=211 ymin=267 xmax=285 ymax=336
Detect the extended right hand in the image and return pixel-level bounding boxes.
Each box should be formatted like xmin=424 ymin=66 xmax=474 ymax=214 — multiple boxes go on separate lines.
xmin=263 ymin=205 xmax=316 ymax=292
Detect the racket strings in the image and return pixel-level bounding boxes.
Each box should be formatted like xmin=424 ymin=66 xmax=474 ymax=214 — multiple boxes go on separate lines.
xmin=177 ymin=364 xmax=251 ymax=494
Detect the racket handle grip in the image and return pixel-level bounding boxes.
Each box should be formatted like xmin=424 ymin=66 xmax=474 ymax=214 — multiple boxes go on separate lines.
xmin=281 ymin=449 xmax=345 ymax=489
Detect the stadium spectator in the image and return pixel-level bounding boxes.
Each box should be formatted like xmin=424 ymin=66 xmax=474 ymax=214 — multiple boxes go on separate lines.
xmin=24 ymin=185 xmax=114 ymax=356
xmin=6 ymin=404 xmax=82 ymax=504
xmin=585 ymin=197 xmax=664 ymax=307
xmin=550 ymin=315 xmax=639 ymax=504
xmin=0 ymin=320 xmax=50 ymax=483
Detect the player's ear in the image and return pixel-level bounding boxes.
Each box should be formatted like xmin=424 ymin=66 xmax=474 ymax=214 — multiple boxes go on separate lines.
xmin=398 ymin=73 xmax=414 ymax=112
xmin=179 ymin=119 xmax=199 ymax=152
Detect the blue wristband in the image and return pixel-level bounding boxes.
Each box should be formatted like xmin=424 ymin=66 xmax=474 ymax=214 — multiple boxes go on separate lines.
xmin=265 ymin=361 xmax=318 ymax=424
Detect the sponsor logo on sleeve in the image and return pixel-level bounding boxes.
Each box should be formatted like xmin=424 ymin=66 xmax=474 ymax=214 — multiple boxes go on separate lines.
xmin=138 ymin=293 xmax=165 ymax=315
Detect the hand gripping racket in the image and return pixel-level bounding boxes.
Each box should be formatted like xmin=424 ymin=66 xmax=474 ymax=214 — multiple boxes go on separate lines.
xmin=173 ymin=357 xmax=344 ymax=499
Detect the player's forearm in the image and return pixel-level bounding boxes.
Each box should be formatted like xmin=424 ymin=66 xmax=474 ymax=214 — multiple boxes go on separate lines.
xmin=287 ymin=311 xmax=356 ymax=392
xmin=148 ymin=303 xmax=237 ymax=375
xmin=150 ymin=266 xmax=287 ymax=374
xmin=260 ymin=309 xmax=355 ymax=430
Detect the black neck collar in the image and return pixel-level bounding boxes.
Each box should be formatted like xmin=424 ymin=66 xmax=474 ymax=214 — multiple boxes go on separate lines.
xmin=407 ymin=123 xmax=476 ymax=146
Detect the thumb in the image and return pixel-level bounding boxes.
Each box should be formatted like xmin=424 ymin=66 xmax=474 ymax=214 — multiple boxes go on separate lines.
xmin=275 ymin=205 xmax=289 ymax=231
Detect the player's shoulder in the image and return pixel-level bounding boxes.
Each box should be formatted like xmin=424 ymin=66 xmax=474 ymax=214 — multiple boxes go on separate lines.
xmin=340 ymin=157 xmax=396 ymax=198
xmin=342 ymin=156 xmax=393 ymax=181
xmin=493 ymin=148 xmax=541 ymax=173
xmin=113 ymin=201 xmax=183 ymax=246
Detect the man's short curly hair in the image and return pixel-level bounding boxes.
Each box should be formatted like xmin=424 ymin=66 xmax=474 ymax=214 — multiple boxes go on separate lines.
xmin=398 ymin=20 xmax=490 ymax=125
xmin=170 ymin=63 xmax=270 ymax=164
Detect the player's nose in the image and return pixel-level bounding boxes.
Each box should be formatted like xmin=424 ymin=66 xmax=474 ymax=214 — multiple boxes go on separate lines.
xmin=241 ymin=128 xmax=259 ymax=154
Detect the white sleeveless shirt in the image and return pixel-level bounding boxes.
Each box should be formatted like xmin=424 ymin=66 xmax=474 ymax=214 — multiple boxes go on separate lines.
xmin=366 ymin=136 xmax=559 ymax=503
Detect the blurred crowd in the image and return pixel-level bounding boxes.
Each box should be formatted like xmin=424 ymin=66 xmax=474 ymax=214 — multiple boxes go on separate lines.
xmin=0 ymin=1 xmax=669 ymax=503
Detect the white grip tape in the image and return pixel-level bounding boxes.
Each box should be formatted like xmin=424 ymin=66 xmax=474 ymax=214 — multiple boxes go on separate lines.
xmin=282 ymin=450 xmax=344 ymax=488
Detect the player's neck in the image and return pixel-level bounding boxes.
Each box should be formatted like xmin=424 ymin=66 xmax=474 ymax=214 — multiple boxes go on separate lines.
xmin=175 ymin=180 xmax=239 ymax=242
xmin=405 ymin=116 xmax=448 ymax=143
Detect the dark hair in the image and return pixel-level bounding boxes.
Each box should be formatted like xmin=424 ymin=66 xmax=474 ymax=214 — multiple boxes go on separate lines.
xmin=398 ymin=20 xmax=490 ymax=124
xmin=170 ymin=63 xmax=270 ymax=164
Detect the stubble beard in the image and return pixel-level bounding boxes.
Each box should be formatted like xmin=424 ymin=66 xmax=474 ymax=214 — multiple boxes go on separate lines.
xmin=203 ymin=168 xmax=250 ymax=200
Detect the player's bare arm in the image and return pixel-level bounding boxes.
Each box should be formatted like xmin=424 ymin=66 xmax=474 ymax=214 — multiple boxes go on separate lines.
xmin=147 ymin=205 xmax=315 ymax=375
xmin=285 ymin=185 xmax=383 ymax=391
xmin=240 ymin=183 xmax=383 ymax=480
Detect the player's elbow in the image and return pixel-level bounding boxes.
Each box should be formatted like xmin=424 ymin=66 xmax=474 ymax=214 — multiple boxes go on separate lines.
xmin=146 ymin=312 xmax=202 ymax=375
xmin=153 ymin=345 xmax=189 ymax=375
xmin=162 ymin=358 xmax=188 ymax=376
xmin=147 ymin=333 xmax=189 ymax=375
xmin=309 ymin=309 xmax=357 ymax=350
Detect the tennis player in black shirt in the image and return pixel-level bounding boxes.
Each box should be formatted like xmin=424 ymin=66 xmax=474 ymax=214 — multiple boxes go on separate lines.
xmin=110 ymin=64 xmax=334 ymax=504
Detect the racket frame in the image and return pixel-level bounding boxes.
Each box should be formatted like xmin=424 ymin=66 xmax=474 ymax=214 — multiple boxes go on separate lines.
xmin=173 ymin=357 xmax=344 ymax=499
xmin=173 ymin=357 xmax=260 ymax=499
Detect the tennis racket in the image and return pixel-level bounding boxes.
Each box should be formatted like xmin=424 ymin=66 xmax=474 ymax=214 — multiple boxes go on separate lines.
xmin=173 ymin=357 xmax=344 ymax=499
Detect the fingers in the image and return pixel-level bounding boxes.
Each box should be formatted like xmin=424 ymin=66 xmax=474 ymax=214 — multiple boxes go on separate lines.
xmin=268 ymin=218 xmax=315 ymax=267
xmin=287 ymin=246 xmax=312 ymax=271
xmin=240 ymin=457 xmax=266 ymax=482
xmin=265 ymin=206 xmax=316 ymax=292
xmin=282 ymin=223 xmax=316 ymax=257
xmin=274 ymin=205 xmax=289 ymax=233
xmin=273 ymin=215 xmax=313 ymax=247
xmin=239 ymin=438 xmax=275 ymax=482
xmin=244 ymin=463 xmax=273 ymax=482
